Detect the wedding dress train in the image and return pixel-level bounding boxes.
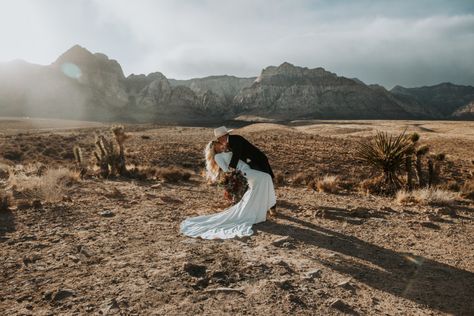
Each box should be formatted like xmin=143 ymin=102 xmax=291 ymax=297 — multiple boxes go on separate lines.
xmin=180 ymin=152 xmax=276 ymax=239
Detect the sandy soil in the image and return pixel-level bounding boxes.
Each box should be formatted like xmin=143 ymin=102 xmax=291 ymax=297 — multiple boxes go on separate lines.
xmin=1 ymin=119 xmax=473 ymax=315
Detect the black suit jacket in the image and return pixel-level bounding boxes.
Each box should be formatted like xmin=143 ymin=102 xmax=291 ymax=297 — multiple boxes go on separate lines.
xmin=228 ymin=134 xmax=274 ymax=178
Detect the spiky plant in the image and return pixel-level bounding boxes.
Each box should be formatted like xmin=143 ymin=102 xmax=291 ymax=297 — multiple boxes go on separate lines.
xmin=93 ymin=127 xmax=130 ymax=178
xmin=357 ymin=131 xmax=413 ymax=194
xmin=428 ymin=152 xmax=446 ymax=187
xmin=94 ymin=135 xmax=111 ymax=178
xmin=409 ymin=132 xmax=420 ymax=143
xmin=414 ymin=144 xmax=429 ymax=187
xmin=73 ymin=145 xmax=87 ymax=179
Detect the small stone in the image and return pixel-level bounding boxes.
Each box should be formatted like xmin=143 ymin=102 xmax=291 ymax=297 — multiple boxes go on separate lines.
xmin=304 ymin=269 xmax=322 ymax=279
xmin=271 ymin=236 xmax=295 ymax=248
xmin=329 ymin=298 xmax=352 ymax=312
xmin=182 ymin=262 xmax=206 ymax=278
xmin=101 ymin=298 xmax=120 ymax=314
xmin=337 ymin=278 xmax=356 ymax=291
xmin=32 ymin=200 xmax=42 ymax=209
xmin=23 ymin=253 xmax=41 ymax=266
xmin=52 ymin=289 xmax=74 ymax=302
xmin=420 ymin=221 xmax=440 ymax=229
xmin=99 ymin=210 xmax=115 ymax=217
xmin=436 ymin=207 xmax=457 ymax=217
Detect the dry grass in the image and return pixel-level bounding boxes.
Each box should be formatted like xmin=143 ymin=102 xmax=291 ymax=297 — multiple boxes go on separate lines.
xmin=359 ymin=176 xmax=385 ymax=195
xmin=8 ymin=166 xmax=80 ymax=203
xmin=0 ymin=189 xmax=13 ymax=211
xmin=274 ymin=171 xmax=286 ymax=187
xmin=156 ymin=166 xmax=192 ymax=183
xmin=315 ymin=175 xmax=340 ymax=193
xmin=395 ymin=188 xmax=458 ymax=206
xmin=291 ymin=172 xmax=313 ymax=186
xmin=461 ymin=180 xmax=474 ymax=200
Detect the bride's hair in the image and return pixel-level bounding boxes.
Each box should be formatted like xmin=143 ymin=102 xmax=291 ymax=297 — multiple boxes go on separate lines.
xmin=204 ymin=141 xmax=220 ymax=182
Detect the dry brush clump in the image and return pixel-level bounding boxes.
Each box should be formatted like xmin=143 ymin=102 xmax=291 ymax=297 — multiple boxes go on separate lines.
xmin=317 ymin=175 xmax=340 ymax=193
xmin=395 ymin=188 xmax=458 ymax=206
xmin=290 ymin=172 xmax=314 ymax=187
xmin=8 ymin=165 xmax=80 ymax=203
xmin=127 ymin=165 xmax=192 ymax=183
xmin=273 ymin=171 xmax=286 ymax=187
xmin=460 ymin=159 xmax=474 ymax=200
xmin=308 ymin=175 xmax=340 ymax=193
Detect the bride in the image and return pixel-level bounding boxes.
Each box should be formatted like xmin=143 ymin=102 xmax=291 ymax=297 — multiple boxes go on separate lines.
xmin=180 ymin=140 xmax=276 ymax=239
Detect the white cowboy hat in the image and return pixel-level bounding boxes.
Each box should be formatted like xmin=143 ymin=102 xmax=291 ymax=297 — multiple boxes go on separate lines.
xmin=214 ymin=126 xmax=233 ymax=139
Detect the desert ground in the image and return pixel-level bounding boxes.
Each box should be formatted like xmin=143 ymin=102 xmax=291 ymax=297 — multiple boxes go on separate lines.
xmin=1 ymin=117 xmax=474 ymax=315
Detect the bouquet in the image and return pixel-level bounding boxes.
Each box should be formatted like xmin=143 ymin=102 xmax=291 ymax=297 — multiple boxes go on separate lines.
xmin=220 ymin=170 xmax=249 ymax=205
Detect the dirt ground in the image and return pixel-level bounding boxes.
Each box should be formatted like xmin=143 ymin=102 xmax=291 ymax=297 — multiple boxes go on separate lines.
xmin=1 ymin=118 xmax=474 ymax=315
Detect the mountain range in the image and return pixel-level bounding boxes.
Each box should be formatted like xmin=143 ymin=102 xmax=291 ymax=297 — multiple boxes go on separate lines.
xmin=0 ymin=45 xmax=473 ymax=123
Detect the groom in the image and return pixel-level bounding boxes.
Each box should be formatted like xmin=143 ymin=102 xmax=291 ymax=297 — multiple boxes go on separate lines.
xmin=214 ymin=126 xmax=277 ymax=213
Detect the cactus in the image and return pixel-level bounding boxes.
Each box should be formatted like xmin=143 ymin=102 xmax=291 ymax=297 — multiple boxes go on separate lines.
xmin=93 ymin=126 xmax=130 ymax=178
xmin=73 ymin=145 xmax=87 ymax=179
xmin=415 ymin=145 xmax=429 ymax=187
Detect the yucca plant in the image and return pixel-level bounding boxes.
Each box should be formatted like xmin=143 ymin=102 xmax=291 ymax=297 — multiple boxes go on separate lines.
xmin=357 ymin=131 xmax=413 ymax=194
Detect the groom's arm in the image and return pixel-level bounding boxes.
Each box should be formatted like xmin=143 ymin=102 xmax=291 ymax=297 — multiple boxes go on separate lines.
xmin=229 ymin=137 xmax=243 ymax=169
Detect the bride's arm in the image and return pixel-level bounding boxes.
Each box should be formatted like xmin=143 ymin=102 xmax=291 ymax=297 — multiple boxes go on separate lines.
xmin=214 ymin=153 xmax=230 ymax=172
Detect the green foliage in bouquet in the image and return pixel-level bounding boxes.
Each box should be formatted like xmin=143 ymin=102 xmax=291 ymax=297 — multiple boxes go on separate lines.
xmin=220 ymin=170 xmax=249 ymax=205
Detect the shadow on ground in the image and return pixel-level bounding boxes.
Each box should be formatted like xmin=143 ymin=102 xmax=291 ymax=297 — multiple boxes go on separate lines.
xmin=255 ymin=214 xmax=474 ymax=315
xmin=0 ymin=209 xmax=15 ymax=241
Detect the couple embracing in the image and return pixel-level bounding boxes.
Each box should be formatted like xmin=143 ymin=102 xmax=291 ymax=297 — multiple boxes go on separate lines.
xmin=180 ymin=126 xmax=277 ymax=239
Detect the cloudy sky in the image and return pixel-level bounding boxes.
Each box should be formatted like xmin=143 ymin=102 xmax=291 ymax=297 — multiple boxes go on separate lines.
xmin=0 ymin=0 xmax=473 ymax=88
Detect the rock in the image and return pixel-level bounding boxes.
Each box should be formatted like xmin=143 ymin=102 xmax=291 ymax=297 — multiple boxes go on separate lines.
xmin=329 ymin=298 xmax=354 ymax=313
xmin=337 ymin=278 xmax=356 ymax=291
xmin=52 ymin=289 xmax=74 ymax=302
xmin=435 ymin=207 xmax=457 ymax=217
xmin=348 ymin=207 xmax=371 ymax=218
xmin=234 ymin=62 xmax=419 ymax=120
xmin=286 ymin=293 xmax=306 ymax=306
xmin=303 ymin=269 xmax=322 ymax=279
xmin=271 ymin=236 xmax=295 ymax=248
xmin=101 ymin=298 xmax=120 ymax=314
xmin=182 ymin=262 xmax=206 ymax=278
xmin=32 ymin=200 xmax=42 ymax=209
xmin=23 ymin=253 xmax=41 ymax=266
xmin=420 ymin=221 xmax=440 ymax=229
xmin=270 ymin=278 xmax=293 ymax=290
xmin=99 ymin=210 xmax=115 ymax=217
xmin=77 ymin=245 xmax=92 ymax=258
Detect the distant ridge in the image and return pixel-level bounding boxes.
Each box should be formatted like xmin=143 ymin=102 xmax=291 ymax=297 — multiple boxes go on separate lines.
xmin=0 ymin=44 xmax=473 ymax=122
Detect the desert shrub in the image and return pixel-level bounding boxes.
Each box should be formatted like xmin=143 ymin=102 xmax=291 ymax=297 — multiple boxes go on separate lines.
xmin=3 ymin=150 xmax=23 ymax=162
xmin=291 ymin=172 xmax=313 ymax=186
xmin=316 ymin=175 xmax=340 ymax=193
xmin=8 ymin=167 xmax=79 ymax=202
xmin=395 ymin=190 xmax=415 ymax=205
xmin=460 ymin=180 xmax=474 ymax=200
xmin=356 ymin=131 xmax=413 ymax=194
xmin=359 ymin=176 xmax=385 ymax=195
xmin=126 ymin=165 xmax=158 ymax=181
xmin=274 ymin=172 xmax=286 ymax=186
xmin=395 ymin=188 xmax=458 ymax=206
xmin=0 ymin=189 xmax=13 ymax=211
xmin=156 ymin=166 xmax=192 ymax=183
xmin=0 ymin=163 xmax=10 ymax=180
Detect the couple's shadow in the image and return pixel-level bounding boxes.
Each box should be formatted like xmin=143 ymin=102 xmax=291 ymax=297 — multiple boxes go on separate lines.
xmin=255 ymin=214 xmax=474 ymax=315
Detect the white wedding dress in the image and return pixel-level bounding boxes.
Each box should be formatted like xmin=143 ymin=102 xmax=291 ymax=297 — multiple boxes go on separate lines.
xmin=180 ymin=152 xmax=276 ymax=239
